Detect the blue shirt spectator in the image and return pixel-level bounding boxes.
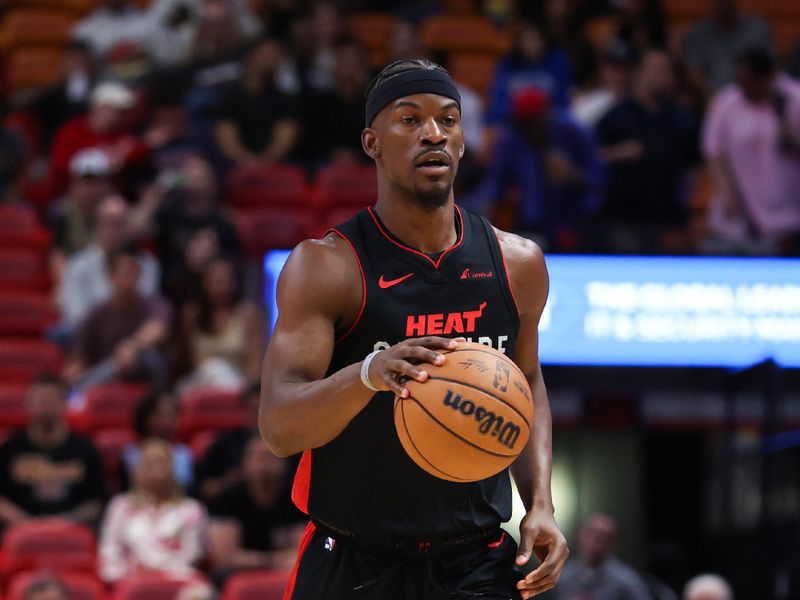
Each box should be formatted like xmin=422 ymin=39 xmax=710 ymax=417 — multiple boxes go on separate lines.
xmin=487 ymin=21 xmax=574 ymax=124
xmin=478 ymin=88 xmax=603 ymax=248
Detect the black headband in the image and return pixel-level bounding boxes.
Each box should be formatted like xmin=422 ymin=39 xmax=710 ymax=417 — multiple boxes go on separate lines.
xmin=365 ymin=69 xmax=461 ymax=126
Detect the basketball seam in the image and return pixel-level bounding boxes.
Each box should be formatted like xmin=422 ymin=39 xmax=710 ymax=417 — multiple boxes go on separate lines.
xmin=442 ymin=348 xmax=527 ymax=380
xmin=424 ymin=376 xmax=531 ymax=428
xmin=404 ymin=396 xmax=519 ymax=459
xmin=397 ymin=398 xmax=471 ymax=482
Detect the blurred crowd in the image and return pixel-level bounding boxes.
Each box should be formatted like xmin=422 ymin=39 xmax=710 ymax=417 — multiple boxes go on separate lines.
xmin=1 ymin=0 xmax=799 ymax=597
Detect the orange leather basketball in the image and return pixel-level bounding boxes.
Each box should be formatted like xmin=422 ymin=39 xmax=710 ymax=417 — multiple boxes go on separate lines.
xmin=394 ymin=342 xmax=533 ymax=482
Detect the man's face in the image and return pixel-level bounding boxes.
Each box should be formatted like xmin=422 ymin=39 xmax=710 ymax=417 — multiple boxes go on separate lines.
xmin=367 ymin=93 xmax=464 ymax=209
xmin=242 ymin=438 xmax=286 ymax=483
xmin=110 ymin=255 xmax=141 ymax=298
xmin=27 ymin=383 xmax=67 ymax=430
xmin=70 ymin=175 xmax=112 ymax=210
xmin=579 ymin=515 xmax=617 ymax=567
xmin=638 ymin=51 xmax=675 ymax=99
xmin=96 ymin=196 xmax=129 ymax=251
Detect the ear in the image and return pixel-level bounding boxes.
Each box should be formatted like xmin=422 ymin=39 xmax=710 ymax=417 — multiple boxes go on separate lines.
xmin=458 ymin=145 xmax=465 ymax=158
xmin=361 ymin=128 xmax=380 ymax=159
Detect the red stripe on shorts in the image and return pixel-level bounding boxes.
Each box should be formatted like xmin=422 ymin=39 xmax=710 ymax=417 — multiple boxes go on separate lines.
xmin=283 ymin=521 xmax=317 ymax=600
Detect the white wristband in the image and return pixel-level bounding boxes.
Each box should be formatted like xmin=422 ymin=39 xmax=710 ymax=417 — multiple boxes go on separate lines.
xmin=360 ymin=350 xmax=383 ymax=392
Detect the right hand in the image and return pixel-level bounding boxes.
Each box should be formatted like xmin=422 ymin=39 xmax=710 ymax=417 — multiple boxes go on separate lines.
xmin=366 ymin=337 xmax=464 ymax=398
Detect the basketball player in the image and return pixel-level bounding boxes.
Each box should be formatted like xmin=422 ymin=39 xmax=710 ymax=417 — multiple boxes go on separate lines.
xmin=260 ymin=59 xmax=568 ymax=599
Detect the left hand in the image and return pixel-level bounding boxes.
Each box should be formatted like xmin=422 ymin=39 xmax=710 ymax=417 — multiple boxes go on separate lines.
xmin=516 ymin=508 xmax=569 ymax=598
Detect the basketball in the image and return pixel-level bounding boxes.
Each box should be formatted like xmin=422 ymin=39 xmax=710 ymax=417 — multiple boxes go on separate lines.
xmin=393 ymin=342 xmax=533 ymax=483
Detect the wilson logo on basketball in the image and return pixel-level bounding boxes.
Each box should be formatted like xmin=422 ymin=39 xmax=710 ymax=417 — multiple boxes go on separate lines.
xmin=442 ymin=389 xmax=522 ymax=450
xmin=460 ymin=268 xmax=494 ymax=280
xmin=405 ymin=302 xmax=487 ymax=337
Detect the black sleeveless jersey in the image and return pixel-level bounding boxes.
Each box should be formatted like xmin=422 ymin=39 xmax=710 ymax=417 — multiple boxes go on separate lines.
xmin=291 ymin=206 xmax=521 ymax=537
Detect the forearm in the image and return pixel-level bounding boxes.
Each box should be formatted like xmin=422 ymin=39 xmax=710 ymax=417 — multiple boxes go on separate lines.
xmin=513 ymin=375 xmax=553 ymax=513
xmin=0 ymin=496 xmax=28 ymax=525
xmin=260 ymin=362 xmax=374 ymax=456
xmin=60 ymin=500 xmax=102 ymax=525
xmin=261 ymin=121 xmax=298 ymax=162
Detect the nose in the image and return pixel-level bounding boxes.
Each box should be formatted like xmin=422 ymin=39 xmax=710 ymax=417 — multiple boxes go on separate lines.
xmin=420 ymin=117 xmax=446 ymax=146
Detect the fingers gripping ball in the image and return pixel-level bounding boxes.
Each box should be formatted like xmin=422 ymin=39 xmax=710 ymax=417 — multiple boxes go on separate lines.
xmin=393 ymin=342 xmax=533 ymax=482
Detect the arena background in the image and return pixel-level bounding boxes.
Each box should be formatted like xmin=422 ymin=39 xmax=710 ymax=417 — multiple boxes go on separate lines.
xmin=0 ymin=0 xmax=799 ymax=598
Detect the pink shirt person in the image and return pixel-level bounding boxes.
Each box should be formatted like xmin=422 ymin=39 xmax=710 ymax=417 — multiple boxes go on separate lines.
xmin=702 ymin=73 xmax=800 ymax=243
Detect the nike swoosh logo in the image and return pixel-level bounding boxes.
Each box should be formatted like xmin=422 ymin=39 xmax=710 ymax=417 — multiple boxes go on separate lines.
xmin=378 ymin=273 xmax=414 ymax=289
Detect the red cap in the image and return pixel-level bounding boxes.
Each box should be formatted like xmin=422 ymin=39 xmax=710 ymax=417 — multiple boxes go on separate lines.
xmin=511 ymin=87 xmax=551 ymax=120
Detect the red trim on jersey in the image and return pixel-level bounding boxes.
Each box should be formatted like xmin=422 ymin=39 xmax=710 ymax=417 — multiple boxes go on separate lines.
xmin=366 ymin=205 xmax=465 ymax=270
xmin=291 ymin=450 xmax=311 ymax=514
xmin=282 ymin=521 xmax=317 ymax=600
xmin=493 ymin=229 xmax=521 ymax=319
xmin=329 ymin=228 xmax=367 ymax=342
xmin=487 ymin=531 xmax=506 ymax=548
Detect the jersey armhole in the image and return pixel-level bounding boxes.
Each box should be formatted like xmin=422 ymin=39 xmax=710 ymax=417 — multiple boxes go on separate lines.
xmin=479 ymin=218 xmax=521 ymax=333
xmin=328 ymin=228 xmax=367 ymax=343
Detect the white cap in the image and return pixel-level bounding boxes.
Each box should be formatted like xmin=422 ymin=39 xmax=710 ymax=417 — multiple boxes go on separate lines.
xmin=69 ymin=148 xmax=111 ymax=177
xmin=90 ymin=81 xmax=135 ymax=109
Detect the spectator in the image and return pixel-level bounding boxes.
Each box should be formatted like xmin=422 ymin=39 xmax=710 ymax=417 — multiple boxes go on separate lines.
xmin=49 ymin=150 xmax=114 ymax=285
xmin=556 ymin=513 xmax=651 ymax=599
xmin=99 ymin=439 xmax=207 ymax=583
xmin=67 ymin=245 xmax=171 ymax=391
xmin=683 ymin=0 xmax=774 ymax=95
xmin=22 ymin=576 xmax=69 ymax=600
xmin=487 ymin=19 xmax=574 ymax=124
xmin=58 ymin=194 xmax=159 ymax=330
xmin=303 ymin=1 xmax=345 ymax=92
xmin=0 ymin=375 xmax=105 ymax=528
xmin=701 ymin=48 xmax=800 ymax=255
xmin=299 ymin=38 xmax=369 ymax=169
xmin=683 ymin=574 xmax=733 ymax=600
xmin=596 ymin=49 xmax=696 ymax=254
xmin=207 ymin=435 xmax=304 ymax=578
xmin=180 ymin=257 xmax=264 ymax=390
xmin=607 ymin=0 xmax=667 ymax=52
xmin=130 ymin=155 xmax=240 ymax=302
xmin=476 ymin=87 xmax=603 ymax=251
xmin=196 ymin=381 xmax=260 ymax=501
xmin=121 ymin=393 xmax=193 ymax=491
xmin=572 ymin=39 xmax=639 ymax=127
xmin=213 ymin=38 xmax=300 ymax=166
xmin=542 ymin=0 xmax=597 ymax=88
xmin=143 ymin=90 xmax=205 ymax=172
xmin=388 ymin=19 xmax=425 ymax=63
xmin=49 ymin=82 xmax=149 ymax=196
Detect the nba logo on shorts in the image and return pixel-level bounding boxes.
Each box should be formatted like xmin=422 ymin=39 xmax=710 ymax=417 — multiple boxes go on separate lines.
xmin=324 ymin=537 xmax=337 ymax=551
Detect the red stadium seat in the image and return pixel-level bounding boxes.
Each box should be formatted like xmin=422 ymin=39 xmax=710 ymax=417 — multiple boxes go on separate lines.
xmin=177 ymin=387 xmax=245 ymax=441
xmin=225 ymin=164 xmax=311 ymax=209
xmin=7 ymin=570 xmax=106 ymax=600
xmin=0 ymin=520 xmax=96 ymax=577
xmin=221 ymin=570 xmax=290 ymax=600
xmin=449 ymin=52 xmax=497 ymax=99
xmin=0 ymin=250 xmax=49 ymax=293
xmin=0 ymin=292 xmax=59 ymax=336
xmin=419 ymin=15 xmax=510 ymax=55
xmin=113 ymin=574 xmax=207 ymax=600
xmin=233 ymin=208 xmax=319 ymax=257
xmin=3 ymin=47 xmax=65 ymax=93
xmin=0 ymin=339 xmax=62 ymax=384
xmin=92 ymin=428 xmax=137 ymax=493
xmin=74 ymin=383 xmax=148 ymax=432
xmin=314 ymin=164 xmax=377 ymax=210
xmin=346 ymin=13 xmax=395 ymax=67
xmin=0 ymin=384 xmax=28 ymax=432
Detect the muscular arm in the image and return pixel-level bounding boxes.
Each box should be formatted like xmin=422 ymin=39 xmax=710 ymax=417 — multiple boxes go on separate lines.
xmin=259 ymin=235 xmax=371 ymax=457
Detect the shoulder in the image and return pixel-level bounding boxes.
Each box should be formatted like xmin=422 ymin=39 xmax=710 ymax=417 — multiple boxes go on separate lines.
xmin=605 ymin=557 xmax=649 ymax=589
xmin=493 ymin=228 xmax=548 ymax=314
xmin=280 ymin=233 xmax=361 ymax=296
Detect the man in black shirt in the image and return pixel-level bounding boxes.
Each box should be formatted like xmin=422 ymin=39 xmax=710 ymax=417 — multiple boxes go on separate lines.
xmin=0 ymin=375 xmax=105 ymax=528
xmin=207 ymin=435 xmax=305 ymax=577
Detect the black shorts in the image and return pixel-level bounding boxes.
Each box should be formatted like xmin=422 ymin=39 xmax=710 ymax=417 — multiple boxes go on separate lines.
xmin=284 ymin=522 xmax=523 ymax=600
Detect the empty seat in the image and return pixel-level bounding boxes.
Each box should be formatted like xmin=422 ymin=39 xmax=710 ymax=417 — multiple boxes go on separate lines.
xmin=0 ymin=339 xmax=62 ymax=383
xmin=7 ymin=570 xmax=106 ymax=600
xmin=0 ymin=250 xmax=49 ymax=292
xmin=233 ymin=207 xmax=319 ymax=257
xmin=0 ymin=9 xmax=78 ymax=48
xmin=347 ymin=13 xmax=395 ymax=66
xmin=0 ymin=519 xmax=96 ymax=576
xmin=314 ymin=164 xmax=377 ymax=210
xmin=0 ymin=292 xmax=59 ymax=336
xmin=92 ymin=427 xmax=137 ymax=493
xmin=449 ymin=52 xmax=498 ymax=98
xmin=177 ymin=387 xmax=245 ymax=440
xmin=113 ymin=574 xmax=207 ymax=600
xmin=0 ymin=384 xmax=29 ymax=432
xmin=221 ymin=570 xmax=290 ymax=600
xmin=3 ymin=47 xmax=65 ymax=92
xmin=74 ymin=383 xmax=148 ymax=432
xmin=225 ymin=164 xmax=311 ymax=209
xmin=419 ymin=15 xmax=510 ymax=55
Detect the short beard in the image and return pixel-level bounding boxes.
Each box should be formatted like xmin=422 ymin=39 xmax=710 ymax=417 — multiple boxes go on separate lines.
xmin=414 ymin=181 xmax=451 ymax=209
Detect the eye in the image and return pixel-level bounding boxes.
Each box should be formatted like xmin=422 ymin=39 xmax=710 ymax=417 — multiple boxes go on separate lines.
xmin=442 ymin=115 xmax=456 ymax=126
xmin=401 ymin=115 xmax=416 ymax=125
